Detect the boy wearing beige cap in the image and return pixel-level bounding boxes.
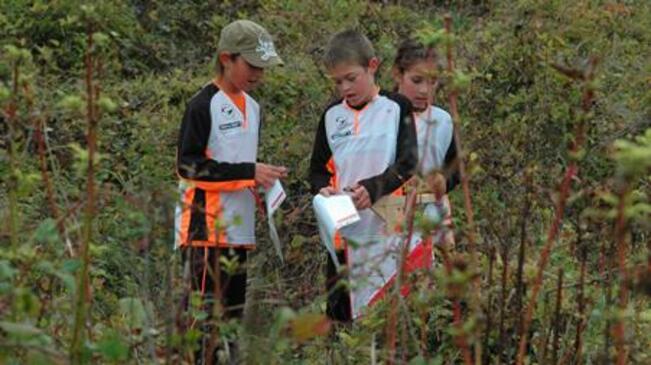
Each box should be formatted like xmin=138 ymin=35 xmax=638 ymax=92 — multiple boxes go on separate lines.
xmin=175 ymin=19 xmax=286 ymax=361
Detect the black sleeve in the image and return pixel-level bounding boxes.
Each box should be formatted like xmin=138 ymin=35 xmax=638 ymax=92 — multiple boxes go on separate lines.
xmin=308 ymin=111 xmax=333 ymax=194
xmin=177 ymin=98 xmax=255 ymax=182
xmin=444 ymin=133 xmax=460 ymax=192
xmin=359 ymin=93 xmax=417 ymax=203
xmin=258 ymin=105 xmax=264 ymax=137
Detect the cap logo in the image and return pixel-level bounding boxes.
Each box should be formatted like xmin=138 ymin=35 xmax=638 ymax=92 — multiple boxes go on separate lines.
xmin=256 ymin=36 xmax=278 ymax=61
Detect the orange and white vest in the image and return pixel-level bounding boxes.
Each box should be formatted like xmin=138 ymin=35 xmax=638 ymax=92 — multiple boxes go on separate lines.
xmin=323 ymin=93 xmax=409 ymax=318
xmin=415 ymin=105 xmax=454 ymax=175
xmin=324 ymin=94 xmax=402 ymax=243
xmin=175 ymin=83 xmax=260 ymax=248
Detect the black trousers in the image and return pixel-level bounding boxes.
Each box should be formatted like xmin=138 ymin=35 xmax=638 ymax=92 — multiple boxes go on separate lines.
xmin=326 ymin=250 xmax=352 ymax=322
xmin=184 ymin=246 xmax=248 ymax=320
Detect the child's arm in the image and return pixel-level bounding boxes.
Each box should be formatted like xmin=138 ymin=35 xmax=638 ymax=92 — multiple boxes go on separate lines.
xmin=309 ymin=112 xmax=335 ymax=195
xmin=443 ymin=129 xmax=460 ymax=192
xmin=357 ymin=94 xmax=418 ymax=204
xmin=177 ymin=101 xmax=255 ymax=189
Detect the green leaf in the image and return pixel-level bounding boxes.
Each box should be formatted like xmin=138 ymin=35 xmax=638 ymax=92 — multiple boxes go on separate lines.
xmin=25 ymin=351 xmax=54 ymax=365
xmin=451 ymin=70 xmax=472 ymax=91
xmin=613 ymin=128 xmax=651 ymax=178
xmin=0 ymin=260 xmax=16 ymax=281
xmin=35 ymin=260 xmax=55 ymax=273
xmin=219 ymin=253 xmax=241 ymax=276
xmin=57 ymin=95 xmax=84 ymax=114
xmin=118 ymin=297 xmax=147 ymax=329
xmin=14 ymin=170 xmax=41 ymax=198
xmin=270 ymin=307 xmax=296 ymax=338
xmin=338 ymin=331 xmax=359 ymax=348
xmin=192 ymin=310 xmax=208 ymax=322
xmin=32 ymin=219 xmax=61 ymax=245
xmin=290 ymin=235 xmax=305 ymax=249
xmin=0 ymin=321 xmax=40 ymax=336
xmin=68 ymin=142 xmax=88 ymax=175
xmin=0 ymin=283 xmax=12 ymax=295
xmin=62 ymin=259 xmax=81 ymax=273
xmin=0 ymin=84 xmax=10 ymax=103
xmin=14 ymin=288 xmax=41 ymax=318
xmin=56 ymin=271 xmax=77 ymax=293
xmin=3 ymin=45 xmax=31 ymax=63
xmin=97 ymin=330 xmax=129 ymax=362
xmin=408 ymin=355 xmax=427 ymax=365
xmin=26 ymin=350 xmax=57 ymax=365
xmin=92 ymin=32 xmax=110 ymax=47
xmin=97 ymin=96 xmax=117 ymax=113
xmin=231 ymin=214 xmax=243 ymax=227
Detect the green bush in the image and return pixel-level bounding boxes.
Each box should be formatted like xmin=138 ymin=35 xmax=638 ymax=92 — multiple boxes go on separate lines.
xmin=1 ymin=0 xmax=649 ymax=363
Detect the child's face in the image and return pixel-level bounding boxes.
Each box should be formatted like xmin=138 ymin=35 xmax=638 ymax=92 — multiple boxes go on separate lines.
xmin=222 ymin=53 xmax=265 ymax=92
xmin=395 ymin=60 xmax=437 ymax=112
xmin=328 ymin=59 xmax=378 ymax=107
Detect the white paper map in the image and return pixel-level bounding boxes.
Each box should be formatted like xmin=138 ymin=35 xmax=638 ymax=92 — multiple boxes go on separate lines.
xmin=313 ymin=194 xmax=360 ymax=268
xmin=265 ymin=180 xmax=286 ymax=262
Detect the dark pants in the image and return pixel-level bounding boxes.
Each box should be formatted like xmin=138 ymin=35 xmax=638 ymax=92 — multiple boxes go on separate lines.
xmin=184 ymin=246 xmax=248 ymax=320
xmin=183 ymin=247 xmax=248 ymax=364
xmin=326 ymin=250 xmax=352 ymax=322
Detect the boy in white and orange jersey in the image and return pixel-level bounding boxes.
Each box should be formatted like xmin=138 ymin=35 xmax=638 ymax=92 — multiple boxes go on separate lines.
xmin=309 ymin=30 xmax=418 ymax=322
xmin=175 ymin=19 xmax=286 ymax=360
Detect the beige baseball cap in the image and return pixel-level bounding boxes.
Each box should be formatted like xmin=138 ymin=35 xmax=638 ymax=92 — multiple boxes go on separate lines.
xmin=217 ymin=20 xmax=283 ymax=68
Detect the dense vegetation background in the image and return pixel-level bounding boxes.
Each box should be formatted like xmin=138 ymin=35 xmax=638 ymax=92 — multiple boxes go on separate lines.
xmin=1 ymin=0 xmax=649 ymax=364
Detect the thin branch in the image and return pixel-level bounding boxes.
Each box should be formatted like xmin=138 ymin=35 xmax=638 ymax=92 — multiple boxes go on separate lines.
xmin=71 ymin=24 xmax=97 ymax=364
xmin=516 ymin=57 xmax=598 ymax=365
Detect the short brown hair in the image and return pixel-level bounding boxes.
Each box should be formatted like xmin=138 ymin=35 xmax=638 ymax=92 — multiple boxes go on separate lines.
xmin=215 ymin=52 xmax=240 ymax=75
xmin=393 ymin=39 xmax=437 ymax=74
xmin=323 ymin=30 xmax=375 ymax=70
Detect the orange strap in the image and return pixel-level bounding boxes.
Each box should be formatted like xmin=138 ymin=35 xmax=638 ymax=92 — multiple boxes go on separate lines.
xmin=344 ymin=86 xmax=379 ymax=135
xmin=200 ymin=247 xmax=209 ymax=296
xmin=190 ymin=246 xmax=210 ymax=330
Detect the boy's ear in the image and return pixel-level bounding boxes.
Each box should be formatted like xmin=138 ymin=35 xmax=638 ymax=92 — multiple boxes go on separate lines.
xmin=367 ymin=57 xmax=380 ymax=73
xmin=218 ymin=52 xmax=232 ymax=67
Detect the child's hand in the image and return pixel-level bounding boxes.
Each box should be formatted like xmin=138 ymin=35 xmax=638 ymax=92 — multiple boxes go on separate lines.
xmin=319 ymin=186 xmax=339 ymax=197
xmin=255 ymin=163 xmax=288 ymax=189
xmin=348 ymin=184 xmax=371 ymax=210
